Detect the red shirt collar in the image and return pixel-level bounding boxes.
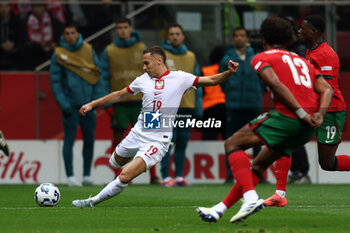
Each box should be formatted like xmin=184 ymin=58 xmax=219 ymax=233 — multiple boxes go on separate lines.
xmin=155 ymin=69 xmax=170 ymax=79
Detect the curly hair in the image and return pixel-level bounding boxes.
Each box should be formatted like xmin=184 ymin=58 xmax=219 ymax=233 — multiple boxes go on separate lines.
xmin=260 ymin=17 xmax=294 ymax=46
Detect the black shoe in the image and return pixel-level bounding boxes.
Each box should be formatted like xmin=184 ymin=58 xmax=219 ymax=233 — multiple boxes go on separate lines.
xmin=150 ymin=176 xmax=161 ymax=184
xmin=0 ymin=131 xmax=9 ymax=157
xmin=288 ymin=172 xmax=303 ymax=184
xmin=294 ymin=175 xmax=311 ymax=184
xmin=176 ymin=178 xmax=190 ymax=187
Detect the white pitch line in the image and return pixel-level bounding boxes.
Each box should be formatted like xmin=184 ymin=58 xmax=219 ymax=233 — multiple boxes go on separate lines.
xmin=286 ymin=205 xmax=350 ymax=208
xmin=0 ymin=206 xmax=197 ymax=210
xmin=1 ymin=205 xmax=350 ymax=210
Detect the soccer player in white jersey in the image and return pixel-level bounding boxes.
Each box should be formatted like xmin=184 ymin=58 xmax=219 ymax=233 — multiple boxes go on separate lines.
xmin=72 ymin=46 xmax=239 ymax=207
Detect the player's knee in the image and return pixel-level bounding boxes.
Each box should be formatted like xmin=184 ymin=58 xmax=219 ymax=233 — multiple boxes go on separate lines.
xmin=118 ymin=172 xmax=132 ymax=184
xmin=109 ymin=153 xmax=122 ymax=169
xmin=224 ymin=138 xmax=236 ymax=152
xmin=319 ymin=160 xmax=336 ymax=171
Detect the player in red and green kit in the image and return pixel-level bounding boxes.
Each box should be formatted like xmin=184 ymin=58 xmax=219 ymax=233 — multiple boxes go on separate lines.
xmin=265 ymin=15 xmax=348 ymax=207
xmin=196 ymin=17 xmax=333 ymax=224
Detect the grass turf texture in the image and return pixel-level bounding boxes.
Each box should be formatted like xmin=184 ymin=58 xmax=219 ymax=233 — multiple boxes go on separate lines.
xmin=0 ymin=184 xmax=350 ymax=233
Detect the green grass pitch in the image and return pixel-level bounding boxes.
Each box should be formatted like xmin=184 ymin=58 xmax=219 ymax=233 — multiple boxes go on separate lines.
xmin=0 ymin=183 xmax=350 ymax=233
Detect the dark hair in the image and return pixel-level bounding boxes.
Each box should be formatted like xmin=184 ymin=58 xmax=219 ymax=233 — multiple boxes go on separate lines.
xmin=233 ymin=27 xmax=248 ymax=37
xmin=167 ymin=23 xmax=184 ymax=34
xmin=304 ymin=15 xmax=325 ymax=33
xmin=283 ymin=16 xmax=298 ymax=35
xmin=115 ymin=17 xmax=131 ymax=26
xmin=63 ymin=22 xmax=78 ymax=31
xmin=143 ymin=46 xmax=166 ymax=64
xmin=260 ymin=17 xmax=293 ymax=46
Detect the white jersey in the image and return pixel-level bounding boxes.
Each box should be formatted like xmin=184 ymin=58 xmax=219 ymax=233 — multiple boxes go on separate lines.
xmin=127 ymin=70 xmax=199 ymax=142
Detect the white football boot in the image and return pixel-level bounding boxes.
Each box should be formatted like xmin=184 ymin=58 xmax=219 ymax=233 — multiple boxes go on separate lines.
xmin=72 ymin=196 xmax=95 ymax=207
xmin=196 ymin=207 xmax=222 ymax=223
xmin=230 ymin=198 xmax=265 ymax=223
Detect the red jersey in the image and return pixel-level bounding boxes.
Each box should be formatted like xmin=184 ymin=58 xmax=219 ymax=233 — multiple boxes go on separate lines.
xmin=251 ymin=49 xmax=321 ymax=118
xmin=306 ymin=42 xmax=346 ymax=112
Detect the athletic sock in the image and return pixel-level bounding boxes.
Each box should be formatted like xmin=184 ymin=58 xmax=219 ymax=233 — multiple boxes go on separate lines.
xmin=276 ymin=190 xmax=286 ymax=199
xmin=243 ymin=190 xmax=259 ymax=201
xmin=222 ymin=150 xmax=263 ymax=207
xmin=222 ymin=183 xmax=242 ymax=208
xmin=150 ymin=165 xmax=157 ymax=179
xmin=275 ymin=156 xmax=291 ymax=192
xmin=228 ymin=149 xmax=255 ymax=193
xmin=213 ymin=202 xmax=227 ymax=214
xmin=92 ymin=176 xmax=128 ymax=204
xmin=336 ymin=155 xmax=350 ymax=171
xmin=163 ymin=176 xmax=172 ymax=182
xmin=175 ymin=176 xmax=184 ymax=182
xmin=222 ymin=167 xmax=261 ymax=208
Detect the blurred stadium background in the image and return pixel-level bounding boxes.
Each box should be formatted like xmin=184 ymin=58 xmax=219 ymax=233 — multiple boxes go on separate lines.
xmin=1 ymin=0 xmax=350 ymax=185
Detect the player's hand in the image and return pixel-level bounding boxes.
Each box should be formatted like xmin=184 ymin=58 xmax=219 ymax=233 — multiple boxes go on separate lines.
xmin=310 ymin=112 xmax=323 ymax=128
xmin=79 ymin=103 xmax=93 ymax=116
xmin=301 ymin=114 xmax=315 ymax=127
xmin=228 ymin=60 xmax=239 ymax=73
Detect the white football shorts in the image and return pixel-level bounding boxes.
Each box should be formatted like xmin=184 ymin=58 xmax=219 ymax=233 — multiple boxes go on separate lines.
xmin=115 ymin=129 xmax=170 ymax=170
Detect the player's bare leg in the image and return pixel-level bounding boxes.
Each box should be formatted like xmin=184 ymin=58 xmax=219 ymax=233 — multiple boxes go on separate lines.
xmin=318 ymin=144 xmax=339 ymax=171
xmin=72 ymin=156 xmax=146 ymax=207
xmin=118 ymin=157 xmax=147 ymax=183
xmin=109 ymin=151 xmax=132 ymax=169
xmin=319 ymin=143 xmax=350 ymax=173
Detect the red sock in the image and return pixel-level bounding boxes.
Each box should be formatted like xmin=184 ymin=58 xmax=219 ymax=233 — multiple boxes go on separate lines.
xmin=150 ymin=165 xmax=157 ymax=178
xmin=228 ymin=150 xmax=254 ymax=193
xmin=251 ymin=171 xmax=260 ymax=186
xmin=275 ymin=156 xmax=291 ymax=191
xmin=222 ymin=183 xmax=242 ymax=208
xmin=223 ymin=162 xmax=261 ymax=208
xmin=336 ymin=155 xmax=350 ymax=171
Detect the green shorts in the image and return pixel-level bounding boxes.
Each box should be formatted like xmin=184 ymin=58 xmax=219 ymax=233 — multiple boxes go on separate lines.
xmin=317 ymin=110 xmax=347 ymax=145
xmin=111 ymin=102 xmax=142 ymax=129
xmin=249 ymin=110 xmax=316 ymax=156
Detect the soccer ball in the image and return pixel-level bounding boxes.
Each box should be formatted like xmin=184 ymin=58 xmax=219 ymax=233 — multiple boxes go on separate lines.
xmin=34 ymin=183 xmax=60 ymax=207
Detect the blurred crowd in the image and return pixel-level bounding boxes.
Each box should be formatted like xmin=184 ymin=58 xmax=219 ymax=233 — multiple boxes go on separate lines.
xmin=1 ymin=1 xmax=316 ymax=186
xmin=0 ymin=0 xmax=113 ymax=70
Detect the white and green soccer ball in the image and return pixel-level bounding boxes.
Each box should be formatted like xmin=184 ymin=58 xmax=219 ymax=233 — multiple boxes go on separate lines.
xmin=34 ymin=183 xmax=60 ymax=207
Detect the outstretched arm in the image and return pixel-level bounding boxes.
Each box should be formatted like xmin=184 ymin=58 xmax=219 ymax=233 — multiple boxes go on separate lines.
xmin=79 ymin=87 xmax=132 ymax=116
xmin=197 ymin=60 xmax=239 ymax=87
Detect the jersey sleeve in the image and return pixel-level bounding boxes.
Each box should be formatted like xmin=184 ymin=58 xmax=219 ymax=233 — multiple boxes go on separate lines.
xmin=309 ymin=54 xmax=333 ymax=79
xmin=311 ymin=63 xmax=323 ymax=81
xmin=178 ymin=71 xmax=198 ymax=91
xmin=127 ymin=75 xmax=143 ymax=95
xmin=251 ymin=53 xmax=271 ymax=75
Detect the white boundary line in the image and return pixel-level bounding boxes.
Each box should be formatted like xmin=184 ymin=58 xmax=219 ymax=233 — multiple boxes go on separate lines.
xmin=1 ymin=205 xmax=350 ymax=210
